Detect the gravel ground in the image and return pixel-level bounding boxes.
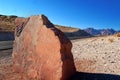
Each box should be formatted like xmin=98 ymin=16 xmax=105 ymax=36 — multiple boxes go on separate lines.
xmin=72 ymin=36 xmax=120 ymax=74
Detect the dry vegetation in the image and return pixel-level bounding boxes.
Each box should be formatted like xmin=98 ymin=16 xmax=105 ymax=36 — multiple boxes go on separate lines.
xmin=108 ymin=38 xmax=114 ymax=43
xmin=116 ymin=33 xmax=120 ymax=37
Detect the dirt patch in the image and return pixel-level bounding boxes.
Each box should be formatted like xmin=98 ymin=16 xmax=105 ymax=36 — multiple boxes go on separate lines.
xmin=75 ymin=59 xmax=96 ymax=72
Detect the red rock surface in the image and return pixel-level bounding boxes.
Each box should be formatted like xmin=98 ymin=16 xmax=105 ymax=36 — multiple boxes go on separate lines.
xmin=12 ymin=15 xmax=76 ymax=80
xmin=14 ymin=17 xmax=29 ymax=37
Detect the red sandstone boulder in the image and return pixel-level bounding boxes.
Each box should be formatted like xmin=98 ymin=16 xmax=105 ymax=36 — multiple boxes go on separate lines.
xmin=12 ymin=15 xmax=76 ymax=80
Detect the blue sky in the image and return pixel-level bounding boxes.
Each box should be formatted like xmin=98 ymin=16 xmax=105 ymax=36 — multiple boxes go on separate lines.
xmin=0 ymin=0 xmax=120 ymax=30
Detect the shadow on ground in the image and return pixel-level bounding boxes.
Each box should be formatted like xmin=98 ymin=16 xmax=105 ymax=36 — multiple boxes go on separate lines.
xmin=69 ymin=72 xmax=120 ymax=80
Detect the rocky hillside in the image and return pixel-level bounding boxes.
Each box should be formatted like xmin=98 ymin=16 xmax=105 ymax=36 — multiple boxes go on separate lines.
xmin=0 ymin=14 xmax=92 ymax=40
xmin=84 ymin=28 xmax=118 ymax=36
xmin=55 ymin=25 xmax=92 ymax=39
xmin=0 ymin=15 xmax=17 ymax=31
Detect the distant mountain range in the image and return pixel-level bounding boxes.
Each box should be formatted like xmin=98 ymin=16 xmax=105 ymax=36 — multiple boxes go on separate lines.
xmin=84 ymin=28 xmax=120 ymax=36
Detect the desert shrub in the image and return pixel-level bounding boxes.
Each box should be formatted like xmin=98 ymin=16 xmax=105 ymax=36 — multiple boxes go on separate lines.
xmin=108 ymin=38 xmax=114 ymax=43
xmin=101 ymin=38 xmax=104 ymax=41
xmin=116 ymin=33 xmax=120 ymax=37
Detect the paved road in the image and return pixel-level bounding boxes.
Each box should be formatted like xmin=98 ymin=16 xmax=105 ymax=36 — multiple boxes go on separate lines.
xmin=0 ymin=41 xmax=13 ymax=50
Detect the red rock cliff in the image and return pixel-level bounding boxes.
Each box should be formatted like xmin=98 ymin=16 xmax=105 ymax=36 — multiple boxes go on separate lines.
xmin=12 ymin=15 xmax=76 ymax=80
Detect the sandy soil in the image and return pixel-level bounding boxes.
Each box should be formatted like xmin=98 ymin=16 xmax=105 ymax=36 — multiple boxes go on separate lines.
xmin=1 ymin=36 xmax=120 ymax=80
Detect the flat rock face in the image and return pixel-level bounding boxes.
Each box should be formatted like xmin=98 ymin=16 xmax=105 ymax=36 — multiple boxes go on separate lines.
xmin=12 ymin=15 xmax=76 ymax=80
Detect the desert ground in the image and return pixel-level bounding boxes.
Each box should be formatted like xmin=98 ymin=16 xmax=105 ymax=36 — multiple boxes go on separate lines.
xmin=72 ymin=35 xmax=120 ymax=74
xmin=1 ymin=36 xmax=120 ymax=80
